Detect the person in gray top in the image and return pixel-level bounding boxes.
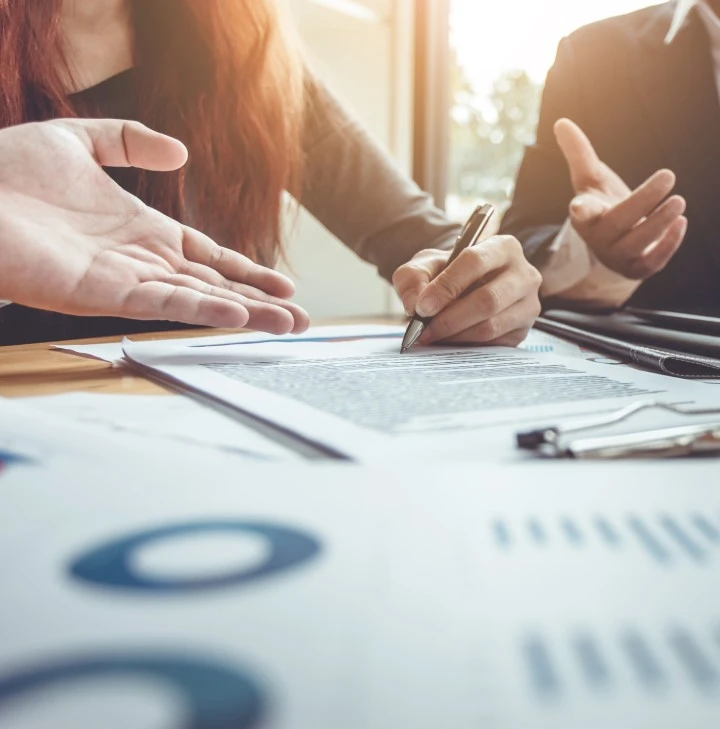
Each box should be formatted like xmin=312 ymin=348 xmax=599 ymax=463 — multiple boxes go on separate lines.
xmin=0 ymin=0 xmax=541 ymax=346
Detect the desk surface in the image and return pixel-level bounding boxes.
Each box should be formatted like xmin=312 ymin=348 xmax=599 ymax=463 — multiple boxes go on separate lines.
xmin=0 ymin=317 xmax=401 ymax=398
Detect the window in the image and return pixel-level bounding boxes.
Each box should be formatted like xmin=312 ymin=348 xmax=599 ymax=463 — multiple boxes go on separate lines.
xmin=446 ymin=0 xmax=652 ymax=223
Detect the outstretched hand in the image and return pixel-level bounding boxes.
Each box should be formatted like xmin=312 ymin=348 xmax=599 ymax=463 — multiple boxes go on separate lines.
xmin=555 ymin=118 xmax=687 ymax=280
xmin=0 ymin=119 xmax=309 ymax=333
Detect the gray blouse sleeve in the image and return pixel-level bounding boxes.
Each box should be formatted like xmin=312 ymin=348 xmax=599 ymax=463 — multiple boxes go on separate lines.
xmin=299 ymin=76 xmax=461 ymax=282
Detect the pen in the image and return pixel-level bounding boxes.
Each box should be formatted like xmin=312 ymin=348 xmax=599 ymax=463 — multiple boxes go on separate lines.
xmin=400 ymin=202 xmax=495 ymax=353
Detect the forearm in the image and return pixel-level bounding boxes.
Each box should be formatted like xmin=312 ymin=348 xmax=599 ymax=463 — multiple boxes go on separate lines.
xmin=300 ymin=76 xmax=460 ymax=281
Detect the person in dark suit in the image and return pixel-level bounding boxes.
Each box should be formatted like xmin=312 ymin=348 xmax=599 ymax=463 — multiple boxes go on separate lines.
xmin=500 ymin=1 xmax=720 ymax=314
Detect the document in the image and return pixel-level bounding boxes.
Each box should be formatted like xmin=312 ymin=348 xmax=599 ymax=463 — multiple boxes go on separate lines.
xmin=54 ymin=323 xmax=586 ymax=365
xmin=54 ymin=324 xmax=409 ymax=364
xmin=2 ymin=455 xmax=720 ymax=728
xmin=22 ymin=393 xmax=298 ymax=461
xmin=0 ymin=396 xmax=256 ymax=467
xmin=520 ymin=328 xmax=586 ymax=357
xmin=123 ymin=336 xmax=720 ymax=461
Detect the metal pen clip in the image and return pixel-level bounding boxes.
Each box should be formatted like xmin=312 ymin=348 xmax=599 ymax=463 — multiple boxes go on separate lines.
xmin=516 ymin=401 xmax=720 ymax=459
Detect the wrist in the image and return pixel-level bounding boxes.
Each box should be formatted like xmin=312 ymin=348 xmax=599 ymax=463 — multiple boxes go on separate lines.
xmin=539 ymin=220 xmax=640 ymax=307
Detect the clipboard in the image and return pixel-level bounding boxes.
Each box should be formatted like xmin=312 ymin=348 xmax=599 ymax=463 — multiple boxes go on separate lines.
xmin=516 ymin=402 xmax=720 ymax=459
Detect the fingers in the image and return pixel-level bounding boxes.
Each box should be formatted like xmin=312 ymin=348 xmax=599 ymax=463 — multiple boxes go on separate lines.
xmin=608 ymin=195 xmax=686 ymax=263
xmin=123 ymin=275 xmax=308 ymax=334
xmin=392 ymin=249 xmax=449 ymax=315
xmin=414 ymin=236 xmax=522 ymax=318
xmin=567 ymin=158 xmax=685 ymax=280
xmin=621 ymin=215 xmax=688 ymax=280
xmin=430 ymin=298 xmax=540 ymax=347
xmin=588 ymin=194 xmax=686 ymax=279
xmin=593 ymin=170 xmax=676 ymax=240
xmin=408 ymin=236 xmax=541 ymax=346
xmin=172 ymin=272 xmax=309 ymax=334
xmin=554 ymin=118 xmax=603 ymax=190
xmin=121 ymin=281 xmax=251 ymax=328
xmin=181 ymin=225 xmax=296 ymax=299
xmin=63 ymin=119 xmax=189 ymax=171
xmin=423 ymin=269 xmax=531 ymax=342
xmin=178 ymin=224 xmax=309 ymax=332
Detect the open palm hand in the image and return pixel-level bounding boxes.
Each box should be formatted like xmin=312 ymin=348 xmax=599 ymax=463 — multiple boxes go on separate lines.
xmin=0 ymin=119 xmax=309 ymax=333
xmin=555 ymin=118 xmax=687 ymax=280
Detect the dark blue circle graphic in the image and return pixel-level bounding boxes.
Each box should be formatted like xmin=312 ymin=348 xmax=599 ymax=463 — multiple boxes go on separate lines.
xmin=0 ymin=653 xmax=265 ymax=729
xmin=69 ymin=521 xmax=321 ymax=593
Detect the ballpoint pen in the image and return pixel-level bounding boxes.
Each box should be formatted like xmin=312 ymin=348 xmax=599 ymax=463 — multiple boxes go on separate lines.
xmin=400 ymin=202 xmax=495 ymax=353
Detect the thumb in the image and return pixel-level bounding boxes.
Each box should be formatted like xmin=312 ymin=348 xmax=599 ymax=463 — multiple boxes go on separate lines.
xmin=554 ymin=118 xmax=602 ymax=192
xmin=60 ymin=119 xmax=188 ymax=171
xmin=569 ymin=193 xmax=609 ymax=225
xmin=392 ymin=254 xmax=445 ymax=316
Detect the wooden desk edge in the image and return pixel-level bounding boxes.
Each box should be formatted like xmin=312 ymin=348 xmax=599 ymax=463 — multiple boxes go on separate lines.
xmin=0 ymin=317 xmax=404 ymax=398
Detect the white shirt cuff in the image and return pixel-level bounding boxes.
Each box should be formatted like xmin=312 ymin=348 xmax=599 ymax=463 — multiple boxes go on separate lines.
xmin=539 ymin=219 xmax=593 ymax=297
xmin=539 ymin=219 xmax=640 ymax=307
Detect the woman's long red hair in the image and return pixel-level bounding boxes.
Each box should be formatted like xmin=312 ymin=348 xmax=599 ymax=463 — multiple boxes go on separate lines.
xmin=0 ymin=0 xmax=305 ymax=264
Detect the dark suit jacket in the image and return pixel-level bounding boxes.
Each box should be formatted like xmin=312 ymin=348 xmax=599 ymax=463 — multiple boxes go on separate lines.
xmin=500 ymin=3 xmax=720 ymax=314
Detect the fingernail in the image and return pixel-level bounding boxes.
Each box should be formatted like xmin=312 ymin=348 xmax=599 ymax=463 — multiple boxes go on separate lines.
xmin=416 ymin=296 xmax=439 ymax=318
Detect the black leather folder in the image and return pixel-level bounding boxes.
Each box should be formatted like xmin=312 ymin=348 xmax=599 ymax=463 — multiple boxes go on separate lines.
xmin=536 ymin=309 xmax=720 ymax=378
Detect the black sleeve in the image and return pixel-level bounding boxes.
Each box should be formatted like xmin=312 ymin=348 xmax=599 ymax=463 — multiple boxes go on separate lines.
xmin=499 ymin=36 xmax=587 ymax=262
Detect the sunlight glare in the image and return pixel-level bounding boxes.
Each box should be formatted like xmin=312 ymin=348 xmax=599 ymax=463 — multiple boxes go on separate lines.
xmin=451 ymin=0 xmax=654 ymax=94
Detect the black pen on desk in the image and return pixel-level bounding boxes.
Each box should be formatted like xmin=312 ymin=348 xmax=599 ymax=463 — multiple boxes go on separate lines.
xmin=400 ymin=202 xmax=495 ymax=353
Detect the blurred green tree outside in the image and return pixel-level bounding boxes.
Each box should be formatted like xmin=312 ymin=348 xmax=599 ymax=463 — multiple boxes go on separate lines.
xmin=447 ymin=51 xmax=542 ymax=219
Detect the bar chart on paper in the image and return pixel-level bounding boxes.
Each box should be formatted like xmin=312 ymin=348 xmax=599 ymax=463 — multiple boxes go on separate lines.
xmin=522 ymin=626 xmax=720 ymax=697
xmin=491 ymin=512 xmax=720 ymax=566
xmin=471 ymin=474 xmax=720 ymax=729
xmin=2 ymin=459 xmax=720 ymax=728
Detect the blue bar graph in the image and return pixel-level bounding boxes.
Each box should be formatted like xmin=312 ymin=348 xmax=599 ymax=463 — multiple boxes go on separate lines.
xmin=668 ymin=630 xmax=720 ymax=692
xmin=621 ymin=631 xmax=667 ymax=690
xmin=524 ymin=637 xmax=562 ymax=697
xmin=594 ymin=517 xmax=622 ymax=547
xmin=660 ymin=517 xmax=707 ymax=563
xmin=528 ymin=519 xmax=548 ymax=546
xmin=628 ymin=518 xmax=672 ymax=565
xmin=693 ymin=515 xmax=720 ymax=544
xmin=493 ymin=520 xmax=511 ymax=549
xmin=561 ymin=518 xmax=584 ymax=547
xmin=491 ymin=513 xmax=718 ymax=566
xmin=573 ymin=635 xmax=611 ymax=689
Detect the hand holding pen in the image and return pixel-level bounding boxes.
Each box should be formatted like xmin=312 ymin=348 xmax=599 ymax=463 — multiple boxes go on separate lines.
xmin=393 ymin=203 xmax=542 ymax=352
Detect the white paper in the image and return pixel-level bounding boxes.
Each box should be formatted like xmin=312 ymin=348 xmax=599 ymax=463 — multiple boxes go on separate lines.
xmin=21 ymin=393 xmax=297 ymax=461
xmin=0 ymin=397 xmax=257 ymax=468
xmin=521 ymin=329 xmax=624 ymax=363
xmin=54 ymin=324 xmax=407 ymax=364
xmin=520 ymin=328 xmax=584 ymax=357
xmin=1 ymin=456 xmax=720 ymax=728
xmin=122 ymin=337 xmax=720 ymax=462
